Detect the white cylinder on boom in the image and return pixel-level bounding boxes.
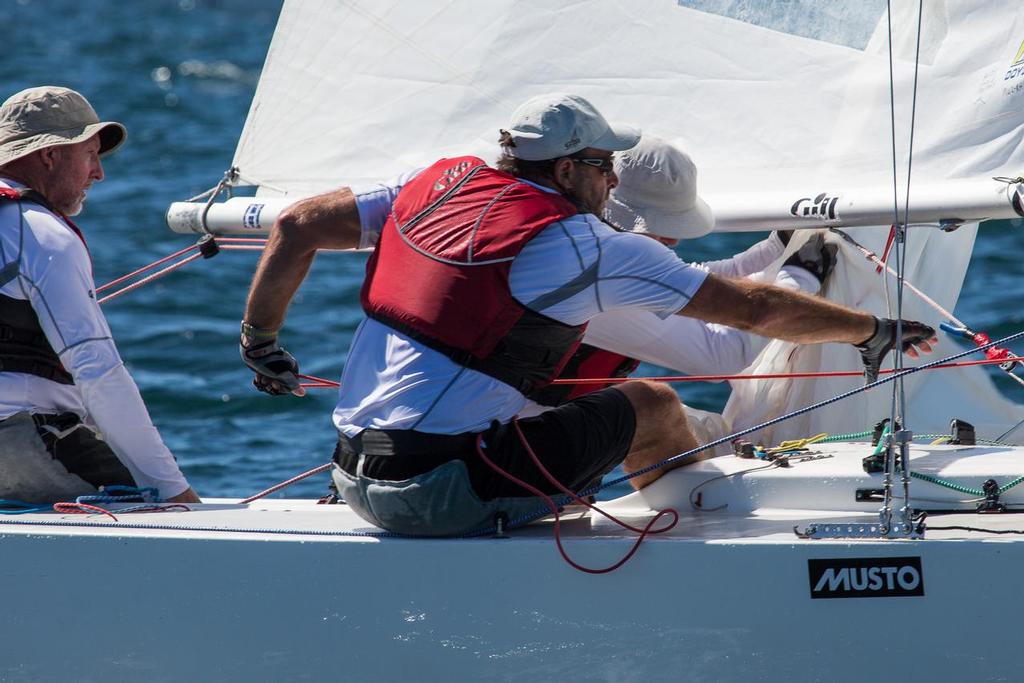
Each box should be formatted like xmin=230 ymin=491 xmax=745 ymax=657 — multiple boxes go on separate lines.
xmin=166 ymin=197 xmax=301 ymax=235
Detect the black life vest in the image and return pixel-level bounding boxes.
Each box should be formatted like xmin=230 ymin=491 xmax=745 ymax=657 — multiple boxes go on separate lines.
xmin=531 ymin=343 xmax=640 ymax=407
xmin=0 ymin=186 xmax=78 ymax=385
xmin=361 ymin=156 xmax=586 ymax=398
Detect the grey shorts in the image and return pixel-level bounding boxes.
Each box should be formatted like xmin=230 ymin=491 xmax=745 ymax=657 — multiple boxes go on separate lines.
xmin=332 ymin=457 xmax=548 ymax=537
xmin=0 ymin=411 xmax=135 ymax=504
xmin=332 ymin=387 xmax=636 ymax=536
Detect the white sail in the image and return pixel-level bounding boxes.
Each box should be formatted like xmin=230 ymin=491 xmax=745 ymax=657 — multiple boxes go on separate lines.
xmin=231 ymin=1 xmax=893 ymax=195
xmin=233 ymin=2 xmax=1023 ymax=191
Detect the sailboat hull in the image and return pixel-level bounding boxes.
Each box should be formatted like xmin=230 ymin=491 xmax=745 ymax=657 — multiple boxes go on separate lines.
xmin=1 ymin=478 xmax=1021 ymax=682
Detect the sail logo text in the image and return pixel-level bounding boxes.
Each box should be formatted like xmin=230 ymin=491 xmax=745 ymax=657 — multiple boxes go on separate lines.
xmin=808 ymin=557 xmax=924 ymax=599
xmin=1005 ymin=39 xmax=1024 ymax=81
xmin=790 ymin=193 xmax=840 ymax=221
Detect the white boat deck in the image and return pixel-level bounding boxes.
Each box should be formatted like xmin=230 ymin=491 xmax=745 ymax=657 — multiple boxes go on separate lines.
xmin=2 ymin=441 xmax=1023 ymax=544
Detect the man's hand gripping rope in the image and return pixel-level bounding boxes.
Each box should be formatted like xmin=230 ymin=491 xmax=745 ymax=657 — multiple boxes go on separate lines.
xmin=240 ymin=321 xmax=306 ymax=397
xmin=856 ymin=317 xmax=937 ymax=384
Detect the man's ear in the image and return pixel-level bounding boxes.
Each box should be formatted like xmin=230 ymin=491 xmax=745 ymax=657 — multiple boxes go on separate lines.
xmin=551 ymin=157 xmax=574 ymax=190
xmin=38 ymin=147 xmax=60 ymax=172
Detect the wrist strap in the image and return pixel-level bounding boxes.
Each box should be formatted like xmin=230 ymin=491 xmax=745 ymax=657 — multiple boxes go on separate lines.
xmin=240 ymin=320 xmax=280 ymax=343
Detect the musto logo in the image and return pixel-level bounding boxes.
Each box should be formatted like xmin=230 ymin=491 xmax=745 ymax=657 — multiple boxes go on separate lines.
xmin=808 ymin=557 xmax=924 ymax=599
xmin=790 ymin=192 xmax=840 ymax=221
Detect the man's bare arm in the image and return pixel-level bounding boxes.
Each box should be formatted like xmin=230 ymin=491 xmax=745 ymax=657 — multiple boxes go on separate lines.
xmin=243 ymin=187 xmax=362 ymax=330
xmin=679 ymin=273 xmax=936 ymax=383
xmin=679 ymin=273 xmax=877 ymax=346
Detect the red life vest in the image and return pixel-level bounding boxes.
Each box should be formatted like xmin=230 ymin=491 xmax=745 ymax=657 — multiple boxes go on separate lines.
xmin=361 ymin=156 xmax=586 ymax=397
xmin=0 ymin=186 xmax=78 ymax=384
xmin=531 ymin=343 xmax=641 ymax=406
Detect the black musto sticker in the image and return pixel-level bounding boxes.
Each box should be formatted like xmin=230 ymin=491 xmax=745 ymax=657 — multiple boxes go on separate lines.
xmin=808 ymin=557 xmax=924 ymax=599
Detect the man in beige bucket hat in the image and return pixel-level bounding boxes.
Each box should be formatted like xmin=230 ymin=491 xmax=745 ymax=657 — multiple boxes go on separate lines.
xmin=0 ymin=86 xmax=199 ymax=504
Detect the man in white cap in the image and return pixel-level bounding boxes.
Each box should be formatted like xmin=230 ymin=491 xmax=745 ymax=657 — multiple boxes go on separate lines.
xmin=0 ymin=86 xmax=199 ymax=504
xmin=523 ymin=136 xmax=840 ymax=449
xmin=240 ymin=92 xmax=933 ymax=536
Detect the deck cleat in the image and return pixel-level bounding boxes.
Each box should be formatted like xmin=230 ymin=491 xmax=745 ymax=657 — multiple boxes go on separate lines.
xmin=977 ymin=479 xmax=1006 ymax=514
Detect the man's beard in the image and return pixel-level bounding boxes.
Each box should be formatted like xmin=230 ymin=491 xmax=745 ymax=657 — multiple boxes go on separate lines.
xmin=51 ymin=186 xmax=85 ymax=216
xmin=563 ymin=189 xmax=604 ymax=216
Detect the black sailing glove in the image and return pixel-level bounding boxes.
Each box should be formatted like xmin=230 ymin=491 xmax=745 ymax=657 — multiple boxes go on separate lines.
xmin=781 ymin=233 xmax=838 ymax=284
xmin=240 ymin=321 xmax=304 ymax=396
xmin=855 ymin=317 xmax=937 ymax=385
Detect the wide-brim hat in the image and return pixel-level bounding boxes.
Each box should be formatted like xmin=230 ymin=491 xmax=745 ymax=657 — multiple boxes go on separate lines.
xmin=503 ymin=92 xmax=640 ymax=161
xmin=0 ymin=86 xmax=126 ymax=167
xmin=604 ymin=135 xmax=715 ymax=240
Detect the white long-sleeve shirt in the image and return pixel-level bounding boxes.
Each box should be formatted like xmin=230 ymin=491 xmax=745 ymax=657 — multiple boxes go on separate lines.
xmin=0 ymin=178 xmax=190 ymax=498
xmin=582 ymin=233 xmax=820 ymax=377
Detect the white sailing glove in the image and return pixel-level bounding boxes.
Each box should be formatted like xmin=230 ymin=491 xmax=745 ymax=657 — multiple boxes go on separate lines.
xmin=782 ymin=233 xmax=838 ymax=284
xmin=240 ymin=321 xmax=304 ymax=396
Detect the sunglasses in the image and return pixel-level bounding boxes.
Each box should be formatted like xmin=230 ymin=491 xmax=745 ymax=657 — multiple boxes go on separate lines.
xmin=569 ymin=155 xmax=615 ymax=176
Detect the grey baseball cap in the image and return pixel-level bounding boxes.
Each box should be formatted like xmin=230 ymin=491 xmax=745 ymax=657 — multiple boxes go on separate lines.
xmin=0 ymin=86 xmax=126 ymax=167
xmin=502 ymin=92 xmax=640 ymax=161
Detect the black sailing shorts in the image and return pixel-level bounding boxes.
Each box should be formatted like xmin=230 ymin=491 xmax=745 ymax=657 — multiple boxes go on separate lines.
xmin=332 ymin=386 xmax=637 ymax=536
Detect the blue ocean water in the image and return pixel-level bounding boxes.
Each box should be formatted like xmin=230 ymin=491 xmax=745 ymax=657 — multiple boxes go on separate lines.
xmin=2 ymin=0 xmax=1022 ymax=500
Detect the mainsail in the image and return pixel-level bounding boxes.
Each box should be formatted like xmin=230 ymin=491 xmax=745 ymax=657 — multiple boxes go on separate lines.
xmin=220 ymin=0 xmax=1024 ymax=440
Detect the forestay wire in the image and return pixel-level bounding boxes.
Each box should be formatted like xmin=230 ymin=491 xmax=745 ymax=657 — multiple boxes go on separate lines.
xmin=880 ymin=0 xmax=925 ymax=527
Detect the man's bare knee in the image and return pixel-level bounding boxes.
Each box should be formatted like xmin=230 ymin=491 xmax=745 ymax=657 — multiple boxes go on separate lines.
xmin=615 ymin=380 xmax=685 ymax=423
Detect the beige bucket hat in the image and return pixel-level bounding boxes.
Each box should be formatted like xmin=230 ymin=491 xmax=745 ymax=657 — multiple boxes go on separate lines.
xmin=0 ymin=86 xmax=126 ymax=167
xmin=604 ymin=135 xmax=715 ymax=240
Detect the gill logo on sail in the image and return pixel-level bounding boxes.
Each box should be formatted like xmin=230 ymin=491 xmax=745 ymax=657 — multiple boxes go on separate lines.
xmin=790 ymin=192 xmax=840 ymax=221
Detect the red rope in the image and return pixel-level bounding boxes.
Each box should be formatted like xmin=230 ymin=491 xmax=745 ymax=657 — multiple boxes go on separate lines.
xmin=297 ymin=355 xmax=1024 ymax=391
xmin=239 ymin=462 xmax=333 ymax=504
xmin=473 ymin=423 xmax=678 ymax=574
xmin=552 ymin=355 xmax=1024 ymax=385
xmin=53 ymin=502 xmax=118 ymax=520
xmin=96 ymin=237 xmax=268 ymax=301
xmin=98 ymin=252 xmax=204 ymax=304
xmin=876 ymin=225 xmax=897 ymax=273
xmin=96 ymin=243 xmax=199 ymax=293
xmin=297 ymin=373 xmax=341 ymax=389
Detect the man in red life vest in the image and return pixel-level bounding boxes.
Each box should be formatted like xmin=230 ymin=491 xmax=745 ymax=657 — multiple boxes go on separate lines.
xmin=241 ymin=93 xmax=935 ymax=536
xmin=0 ymin=86 xmax=199 ymax=504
